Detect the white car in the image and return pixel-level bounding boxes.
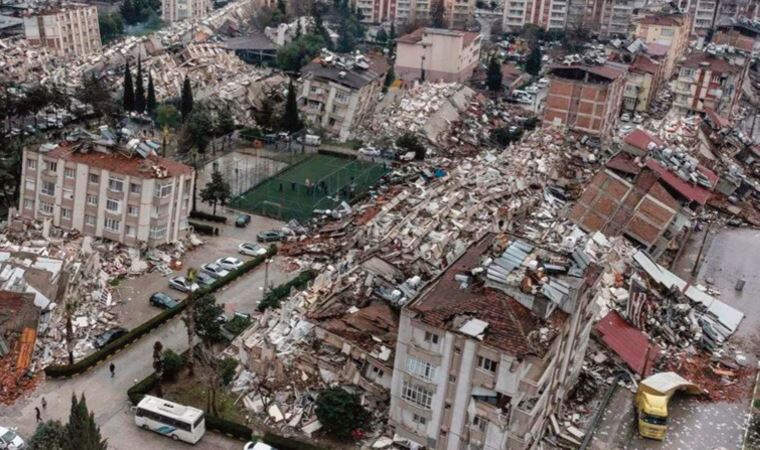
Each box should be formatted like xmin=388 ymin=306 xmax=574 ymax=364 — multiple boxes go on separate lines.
xmin=201 ymin=263 xmax=230 ymax=279
xmin=216 ymin=257 xmax=244 ymax=271
xmin=244 ymin=442 xmax=274 ymax=450
xmin=168 ymin=276 xmax=200 ymax=293
xmin=0 ymin=427 xmax=25 ymax=450
xmin=239 ymin=243 xmax=267 ymax=257
xmin=358 ymin=147 xmax=381 ymax=157
xmin=620 ymin=112 xmax=631 ymax=122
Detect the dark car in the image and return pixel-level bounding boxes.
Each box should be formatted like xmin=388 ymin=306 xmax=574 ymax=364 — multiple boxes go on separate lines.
xmin=93 ymin=327 xmax=128 ymax=349
xmin=235 ymin=214 xmax=251 ymax=228
xmin=195 ymin=271 xmax=216 ymax=288
xmin=150 ymin=292 xmax=179 ymax=310
xmin=256 ymin=230 xmax=284 ymax=243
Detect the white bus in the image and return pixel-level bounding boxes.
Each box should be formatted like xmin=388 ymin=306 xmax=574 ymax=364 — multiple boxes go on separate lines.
xmin=135 ymin=395 xmax=205 ymax=444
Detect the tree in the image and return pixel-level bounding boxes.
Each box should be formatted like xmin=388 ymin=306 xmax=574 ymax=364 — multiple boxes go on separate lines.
xmin=199 ymin=169 xmax=231 ymax=215
xmin=152 ymin=341 xmax=164 ymax=397
xmin=337 ymin=16 xmax=356 ymax=53
xmin=396 ymin=132 xmax=426 ymax=160
xmin=22 ymin=85 xmax=51 ymax=127
xmin=181 ymin=76 xmax=193 ymax=121
xmin=376 ymin=27 xmax=388 ymax=44
xmin=123 ymin=62 xmax=135 ymax=111
xmin=180 ymin=107 xmax=213 ymax=153
xmin=155 ymin=103 xmax=181 ymax=129
xmin=383 ymin=65 xmax=395 ymax=92
xmin=312 ymin=5 xmax=332 ymax=50
xmin=77 ymin=74 xmax=117 ymax=125
xmin=64 ymin=394 xmax=107 ymax=450
xmin=193 ymin=293 xmax=225 ymax=344
xmin=217 ymin=357 xmax=238 ymax=386
xmin=486 ymin=55 xmax=503 ymax=91
xmin=280 ymin=79 xmax=302 ymax=133
xmin=135 ymin=57 xmax=145 ymax=113
xmin=277 ymin=0 xmax=286 ymax=14
xmin=315 ymin=387 xmax=371 ymax=439
xmin=98 ymin=13 xmax=124 ymax=43
xmin=28 ymin=420 xmax=66 ymax=450
xmin=215 ymin=107 xmax=235 ymax=137
xmin=276 ymin=33 xmax=326 ymax=72
xmin=526 ymin=46 xmax=542 ymax=76
xmin=254 ymin=98 xmax=275 ymax=130
xmin=162 ymin=349 xmax=184 ymax=381
xmin=146 ymin=72 xmax=157 ymax=115
xmin=431 ymin=0 xmax=446 ymax=28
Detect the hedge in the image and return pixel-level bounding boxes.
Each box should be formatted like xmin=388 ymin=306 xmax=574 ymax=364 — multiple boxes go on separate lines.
xmin=262 ymin=433 xmax=326 ymax=450
xmin=190 ymin=210 xmax=228 ymax=224
xmin=257 ymin=270 xmax=316 ymax=311
xmin=44 ymin=246 xmax=277 ymax=378
xmin=189 ymin=221 xmax=217 ymax=235
xmin=127 ymin=373 xmax=158 ymax=404
xmin=206 ymin=415 xmax=253 ymax=440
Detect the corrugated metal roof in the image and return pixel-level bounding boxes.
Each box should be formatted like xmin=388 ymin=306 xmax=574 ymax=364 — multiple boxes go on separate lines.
xmin=595 ymin=310 xmax=660 ymax=376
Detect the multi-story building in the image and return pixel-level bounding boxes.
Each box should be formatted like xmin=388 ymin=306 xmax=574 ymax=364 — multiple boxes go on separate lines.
xmin=714 ymin=18 xmax=760 ymax=58
xmin=299 ymin=53 xmax=389 ymax=142
xmin=19 ymin=139 xmax=194 ymax=247
xmin=353 ymin=0 xmax=397 ymax=23
xmin=392 ymin=0 xmax=474 ymax=29
xmin=22 ymin=3 xmax=100 ymax=57
xmin=677 ymin=0 xmax=716 ymax=35
xmin=444 ymin=0 xmax=476 ymax=29
xmin=672 ymin=48 xmax=749 ymax=117
xmin=622 ymin=54 xmax=662 ymax=113
xmin=389 ymin=235 xmax=602 ymax=449
xmin=682 ymin=0 xmax=760 ymax=34
xmin=542 ymin=63 xmax=627 ymax=142
xmin=598 ymin=0 xmax=648 ymax=38
xmin=633 ymin=13 xmax=690 ymax=80
xmin=395 ymin=0 xmax=430 ymax=26
xmin=161 ymin=0 xmax=211 ymax=22
xmin=502 ymin=0 xmax=570 ymax=33
xmin=395 ymin=28 xmax=481 ymax=83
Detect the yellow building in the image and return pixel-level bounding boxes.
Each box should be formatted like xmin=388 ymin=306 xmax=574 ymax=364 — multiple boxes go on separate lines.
xmin=634 ymin=14 xmax=690 ymax=80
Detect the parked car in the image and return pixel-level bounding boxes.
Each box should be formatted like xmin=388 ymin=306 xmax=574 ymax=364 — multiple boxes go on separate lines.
xmin=239 ymin=242 xmax=267 ymax=257
xmin=297 ymin=134 xmax=321 ymax=146
xmin=149 ymin=292 xmax=179 ymax=310
xmin=257 ymin=230 xmax=284 ymax=243
xmin=620 ymin=112 xmax=631 ymax=122
xmin=195 ymin=271 xmax=216 ymax=288
xmin=358 ymin=147 xmax=381 ymax=157
xmin=244 ymin=442 xmax=275 ymax=450
xmin=216 ymin=257 xmax=244 ymax=271
xmin=0 ymin=426 xmax=25 ymax=450
xmin=168 ymin=276 xmax=200 ymax=293
xmin=93 ymin=327 xmax=128 ymax=349
xmin=201 ymin=263 xmax=230 ymax=279
xmin=632 ymin=114 xmax=644 ymax=124
xmin=235 ymin=214 xmax=251 ymax=228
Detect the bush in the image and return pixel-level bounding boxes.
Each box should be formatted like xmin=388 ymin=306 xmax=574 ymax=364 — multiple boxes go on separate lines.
xmin=189 ymin=210 xmax=228 ymax=223
xmin=189 ymin=221 xmax=216 ymax=235
xmin=162 ymin=349 xmax=184 ymax=381
xmin=223 ymin=315 xmax=252 ymax=337
xmin=217 ymin=357 xmax=238 ymax=386
xmin=257 ymin=270 xmax=316 ymax=311
xmin=205 ymin=415 xmax=252 ymax=441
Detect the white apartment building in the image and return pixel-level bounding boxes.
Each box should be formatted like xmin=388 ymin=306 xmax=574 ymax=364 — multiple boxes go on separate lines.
xmin=19 ymin=141 xmax=194 ymax=247
xmin=22 ymin=3 xmax=101 ymax=57
xmin=390 ymin=236 xmax=602 ymax=450
xmin=161 ymin=0 xmax=211 ymax=23
xmin=502 ymin=0 xmax=569 ymax=33
xmin=395 ymin=28 xmax=481 ymax=83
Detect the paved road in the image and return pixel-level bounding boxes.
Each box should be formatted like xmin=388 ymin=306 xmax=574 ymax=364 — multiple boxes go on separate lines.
xmin=0 ymin=250 xmax=296 ymax=449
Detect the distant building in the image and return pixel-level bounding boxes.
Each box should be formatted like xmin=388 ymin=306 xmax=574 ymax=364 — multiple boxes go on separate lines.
xmin=502 ymin=0 xmax=570 ymax=33
xmin=352 ymin=0 xmax=397 ymax=23
xmin=22 ymin=3 xmax=100 ymax=57
xmin=389 ymin=235 xmax=602 ymax=449
xmin=161 ymin=0 xmax=211 ymax=23
xmin=298 ymin=53 xmax=389 ymax=142
xmin=20 ymin=139 xmax=194 ymax=247
xmin=713 ymin=18 xmax=760 ymax=58
xmin=587 ymin=0 xmax=648 ymax=38
xmin=623 ymin=54 xmax=662 ymax=113
xmin=394 ymin=28 xmax=481 ymax=84
xmin=392 ymin=0 xmax=475 ymax=28
xmin=543 ymin=63 xmax=627 ymax=142
xmin=680 ymin=0 xmax=760 ymax=35
xmin=633 ymin=13 xmax=690 ymax=80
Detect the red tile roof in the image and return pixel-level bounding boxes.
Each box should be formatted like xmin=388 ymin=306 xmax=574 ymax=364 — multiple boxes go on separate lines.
xmin=595 ymin=310 xmax=660 ymax=376
xmin=682 ymin=51 xmax=742 ymax=74
xmin=630 ymin=54 xmax=660 ymax=75
xmin=624 ymin=129 xmax=666 ymax=152
xmin=645 ymin=159 xmax=712 ymax=205
xmin=645 ymin=43 xmax=670 ymax=57
xmin=45 ymin=144 xmax=193 ymax=179
xmin=396 ymin=28 xmax=480 ymax=48
xmin=606 ymin=152 xmax=640 ymax=175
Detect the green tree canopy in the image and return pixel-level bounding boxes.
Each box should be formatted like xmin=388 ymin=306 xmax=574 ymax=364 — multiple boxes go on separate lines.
xmin=135 ymin=57 xmax=145 ymax=113
xmin=280 ymin=79 xmax=302 ymax=133
xmin=199 ymin=169 xmax=231 ymax=215
xmin=276 ymin=33 xmax=325 ymax=72
xmin=215 ymin=107 xmax=235 ymax=136
xmin=486 ymin=55 xmax=503 ymax=91
xmin=77 ymin=74 xmax=117 ymax=122
xmin=98 ymin=13 xmax=124 ymax=43
xmin=155 ymin=103 xmax=181 ymax=129
xmin=180 ymin=106 xmax=213 ymax=153
xmin=193 ymin=294 xmax=225 ymax=344
xmin=28 ymin=420 xmax=66 ymax=450
xmin=123 ymin=62 xmax=134 ymax=111
xmin=64 ymin=394 xmax=107 ymax=450
xmin=315 ymin=387 xmax=371 ymax=438
xmin=431 ymin=0 xmax=446 ymax=28
xmin=146 ymin=72 xmax=157 ymax=115
xmin=181 ymin=76 xmax=194 ymax=120
xmin=526 ymin=46 xmax=542 ymax=76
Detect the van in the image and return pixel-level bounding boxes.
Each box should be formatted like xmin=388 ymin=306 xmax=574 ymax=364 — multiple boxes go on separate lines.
xmin=298 ymin=134 xmax=321 ymax=146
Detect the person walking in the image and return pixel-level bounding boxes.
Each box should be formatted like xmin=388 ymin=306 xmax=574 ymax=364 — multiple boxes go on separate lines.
xmin=35 ymin=406 xmax=41 ymax=422
xmin=109 ymin=362 xmax=115 ymax=378
xmin=41 ymin=397 xmax=47 ymax=410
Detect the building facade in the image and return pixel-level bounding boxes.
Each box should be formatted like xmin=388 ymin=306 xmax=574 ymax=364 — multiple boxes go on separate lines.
xmin=353 ymin=0 xmax=397 ymax=23
xmin=392 ymin=0 xmax=475 ymax=28
xmin=22 ymin=3 xmax=100 ymax=57
xmin=395 ymin=28 xmax=481 ymax=83
xmin=299 ymin=53 xmax=389 ymax=142
xmin=389 ymin=236 xmax=602 ymax=450
xmin=633 ymin=14 xmax=690 ymax=80
xmin=543 ymin=63 xmax=627 ymax=142
xmin=672 ymin=49 xmax=749 ymax=117
xmin=161 ymin=0 xmax=211 ymax=23
xmin=623 ymin=54 xmax=662 ymax=112
xmin=20 ymin=143 xmax=194 ymax=247
xmin=502 ymin=0 xmax=570 ymax=33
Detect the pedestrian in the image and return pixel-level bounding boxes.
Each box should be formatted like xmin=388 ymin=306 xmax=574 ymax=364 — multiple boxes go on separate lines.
xmin=41 ymin=397 xmax=47 ymax=410
xmin=35 ymin=406 xmax=41 ymax=422
xmin=109 ymin=362 xmax=115 ymax=378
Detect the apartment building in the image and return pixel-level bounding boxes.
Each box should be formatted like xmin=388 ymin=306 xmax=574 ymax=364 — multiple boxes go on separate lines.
xmin=672 ymin=48 xmax=749 ymax=117
xmin=542 ymin=63 xmax=627 ymax=142
xmin=395 ymin=28 xmax=481 ymax=83
xmin=389 ymin=235 xmax=602 ymax=450
xmin=22 ymin=3 xmax=100 ymax=57
xmin=633 ymin=13 xmax=690 ymax=80
xmin=353 ymin=0 xmax=397 ymax=23
xmin=501 ymin=0 xmax=570 ymax=33
xmin=714 ymin=18 xmax=760 ymax=58
xmin=622 ymin=54 xmax=662 ymax=113
xmin=19 ymin=141 xmax=194 ymax=247
xmin=161 ymin=0 xmax=211 ymax=22
xmin=677 ymin=0 xmax=715 ymax=35
xmin=299 ymin=53 xmax=389 ymax=142
xmin=444 ymin=0 xmax=476 ymax=29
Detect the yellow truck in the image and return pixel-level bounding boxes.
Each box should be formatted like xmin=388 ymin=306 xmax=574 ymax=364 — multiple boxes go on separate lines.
xmin=636 ymin=372 xmax=701 ymax=440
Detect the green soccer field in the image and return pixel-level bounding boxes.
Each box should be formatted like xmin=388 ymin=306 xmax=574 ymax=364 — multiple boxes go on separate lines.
xmin=230 ymin=154 xmax=388 ymax=221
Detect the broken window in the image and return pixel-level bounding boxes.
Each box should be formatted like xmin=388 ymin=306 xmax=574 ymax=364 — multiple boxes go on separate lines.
xmin=130 ymin=183 xmax=141 ymax=194
xmin=128 ymin=205 xmax=139 ymax=216
xmin=155 ymin=182 xmax=172 ymax=198
xmin=125 ymin=225 xmax=135 ymax=237
xmin=45 ymin=161 xmax=57 ymax=172
xmin=477 ymin=356 xmax=498 ymax=373
xmin=27 ymin=159 xmax=36 ymax=170
xmin=41 ymin=181 xmax=55 ymax=196
xmin=23 ymin=198 xmax=34 ymax=209
xmin=89 ymin=173 xmax=99 ymax=184
xmin=472 ymin=415 xmax=487 ymax=432
xmin=150 ymin=226 xmax=167 ymax=239
xmin=424 ymin=331 xmax=440 ymax=345
xmin=39 ymin=202 xmax=53 ymax=215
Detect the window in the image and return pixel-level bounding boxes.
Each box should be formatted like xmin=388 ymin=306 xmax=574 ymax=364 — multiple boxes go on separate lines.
xmin=106 ymin=199 xmax=120 ymax=212
xmin=406 ymin=356 xmax=437 ymax=381
xmin=41 ymin=181 xmax=55 ymax=196
xmin=125 ymin=225 xmax=135 ymax=237
xmin=62 ymin=187 xmax=73 ymax=200
xmin=89 ymin=173 xmax=99 ymax=183
xmin=412 ymin=413 xmax=427 ymax=426
xmin=401 ymin=381 xmax=433 ymax=409
xmin=449 ymin=374 xmax=456 ymax=382
xmin=26 ymin=159 xmax=36 ymax=169
xmin=86 ymin=194 xmax=98 ymax=206
xmin=25 ymin=179 xmax=35 ymax=191
xmin=108 ymin=178 xmax=124 ymax=192
xmin=130 ymin=183 xmax=141 ymax=194
xmin=64 ymin=167 xmax=75 ymax=178
xmin=423 ymin=331 xmax=439 ymax=345
xmin=23 ymin=198 xmax=34 ymax=209
xmin=85 ymin=215 xmax=96 ymax=226
xmin=150 ymin=226 xmax=167 ymax=239
xmin=61 ymin=208 xmax=72 ymax=219
xmin=39 ymin=202 xmax=53 ymax=215
xmin=128 ymin=205 xmax=139 ymax=216
xmin=45 ymin=161 xmax=57 ymax=172
xmin=473 ymin=415 xmax=487 ymax=432
xmin=477 ymin=356 xmax=498 ymax=373
xmin=104 ymin=217 xmax=120 ymax=232
xmin=155 ymin=182 xmax=172 ymax=197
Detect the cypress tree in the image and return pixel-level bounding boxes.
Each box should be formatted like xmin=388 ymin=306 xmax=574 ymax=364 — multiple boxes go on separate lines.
xmin=135 ymin=56 xmax=145 ymax=113
xmin=123 ymin=62 xmax=134 ymax=111
xmin=181 ymin=76 xmax=193 ymax=121
xmin=280 ymin=78 xmax=302 ymax=133
xmin=63 ymin=394 xmax=107 ymax=450
xmin=486 ymin=55 xmax=503 ymax=91
xmin=146 ymin=72 xmax=157 ymax=115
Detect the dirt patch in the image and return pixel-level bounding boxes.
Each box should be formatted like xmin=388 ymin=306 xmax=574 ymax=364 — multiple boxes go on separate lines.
xmin=665 ymin=353 xmax=756 ymax=402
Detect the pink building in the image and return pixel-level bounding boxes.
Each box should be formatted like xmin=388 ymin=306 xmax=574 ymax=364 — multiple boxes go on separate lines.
xmin=394 ymin=28 xmax=481 ymax=84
